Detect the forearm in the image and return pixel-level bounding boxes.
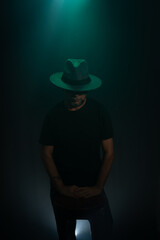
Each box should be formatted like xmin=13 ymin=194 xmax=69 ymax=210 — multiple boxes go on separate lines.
xmin=74 ymin=153 xmax=114 ymax=198
xmin=96 ymin=152 xmax=114 ymax=190
xmin=41 ymin=154 xmax=64 ymax=190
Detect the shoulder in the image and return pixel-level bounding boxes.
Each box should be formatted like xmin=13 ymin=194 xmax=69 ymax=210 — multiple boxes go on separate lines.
xmin=41 ymin=102 xmax=64 ymax=125
xmin=88 ymin=98 xmax=112 ymax=126
xmin=87 ymin=98 xmax=102 ymax=108
xmin=46 ymin=101 xmax=64 ymax=117
xmin=87 ymin=98 xmax=108 ymax=113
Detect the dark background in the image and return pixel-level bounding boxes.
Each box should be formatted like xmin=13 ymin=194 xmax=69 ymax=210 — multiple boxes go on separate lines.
xmin=2 ymin=0 xmax=160 ymax=239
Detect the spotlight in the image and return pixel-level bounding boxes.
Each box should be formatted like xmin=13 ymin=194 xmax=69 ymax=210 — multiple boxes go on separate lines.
xmin=75 ymin=220 xmax=92 ymax=239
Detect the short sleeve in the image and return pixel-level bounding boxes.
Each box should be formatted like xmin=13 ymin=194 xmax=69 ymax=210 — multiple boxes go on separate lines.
xmin=39 ymin=113 xmax=55 ymax=145
xmin=99 ymin=105 xmax=114 ymax=140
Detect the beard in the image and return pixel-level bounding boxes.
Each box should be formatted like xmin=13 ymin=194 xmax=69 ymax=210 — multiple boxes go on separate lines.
xmin=69 ymin=98 xmax=85 ymax=107
xmin=65 ymin=96 xmax=86 ymax=109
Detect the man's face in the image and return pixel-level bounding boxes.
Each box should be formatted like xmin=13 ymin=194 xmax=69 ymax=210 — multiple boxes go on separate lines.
xmin=64 ymin=90 xmax=87 ymax=108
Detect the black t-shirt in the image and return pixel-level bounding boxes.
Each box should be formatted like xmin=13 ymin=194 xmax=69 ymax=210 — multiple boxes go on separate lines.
xmin=39 ymin=98 xmax=113 ymax=187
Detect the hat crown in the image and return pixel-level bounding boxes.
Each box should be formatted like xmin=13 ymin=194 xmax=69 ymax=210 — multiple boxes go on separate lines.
xmin=49 ymin=58 xmax=102 ymax=91
xmin=63 ymin=59 xmax=89 ymax=81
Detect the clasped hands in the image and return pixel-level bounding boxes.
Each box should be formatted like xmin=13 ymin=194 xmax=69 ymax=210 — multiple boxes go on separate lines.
xmin=59 ymin=185 xmax=102 ymax=199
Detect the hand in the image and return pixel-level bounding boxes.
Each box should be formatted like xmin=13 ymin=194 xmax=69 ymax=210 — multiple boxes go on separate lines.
xmin=58 ymin=185 xmax=80 ymax=199
xmin=74 ymin=186 xmax=102 ymax=198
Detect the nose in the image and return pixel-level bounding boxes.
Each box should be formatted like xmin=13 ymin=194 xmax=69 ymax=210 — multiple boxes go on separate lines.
xmin=70 ymin=93 xmax=79 ymax=97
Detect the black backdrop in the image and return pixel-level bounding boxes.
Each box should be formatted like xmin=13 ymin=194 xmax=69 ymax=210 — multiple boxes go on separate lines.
xmin=2 ymin=0 xmax=159 ymax=239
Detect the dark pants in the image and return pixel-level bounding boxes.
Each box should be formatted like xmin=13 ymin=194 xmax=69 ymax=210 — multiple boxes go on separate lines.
xmin=51 ymin=192 xmax=113 ymax=240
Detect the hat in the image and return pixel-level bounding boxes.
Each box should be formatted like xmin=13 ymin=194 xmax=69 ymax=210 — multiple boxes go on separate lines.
xmin=50 ymin=59 xmax=102 ymax=92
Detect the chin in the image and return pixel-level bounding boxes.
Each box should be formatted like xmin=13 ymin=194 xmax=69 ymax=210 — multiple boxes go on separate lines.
xmin=71 ymin=103 xmax=80 ymax=107
xmin=71 ymin=101 xmax=81 ymax=105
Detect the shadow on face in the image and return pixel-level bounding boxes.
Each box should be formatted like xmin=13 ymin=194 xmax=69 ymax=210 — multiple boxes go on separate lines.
xmin=64 ymin=90 xmax=88 ymax=99
xmin=63 ymin=90 xmax=88 ymax=108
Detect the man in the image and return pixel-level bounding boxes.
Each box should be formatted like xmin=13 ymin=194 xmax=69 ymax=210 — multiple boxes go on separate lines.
xmin=39 ymin=59 xmax=114 ymax=240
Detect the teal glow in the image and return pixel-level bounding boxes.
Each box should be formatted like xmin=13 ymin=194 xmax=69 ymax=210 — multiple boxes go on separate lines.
xmin=63 ymin=0 xmax=91 ymax=8
xmin=61 ymin=0 xmax=91 ymax=20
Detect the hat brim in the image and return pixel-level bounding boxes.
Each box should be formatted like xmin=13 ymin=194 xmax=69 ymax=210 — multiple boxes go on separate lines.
xmin=50 ymin=72 xmax=102 ymax=91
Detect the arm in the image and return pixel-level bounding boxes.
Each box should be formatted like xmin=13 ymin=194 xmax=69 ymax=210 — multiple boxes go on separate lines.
xmin=40 ymin=145 xmax=64 ymax=191
xmin=40 ymin=145 xmax=79 ymax=197
xmin=75 ymin=138 xmax=114 ymax=198
xmin=96 ymin=138 xmax=114 ymax=190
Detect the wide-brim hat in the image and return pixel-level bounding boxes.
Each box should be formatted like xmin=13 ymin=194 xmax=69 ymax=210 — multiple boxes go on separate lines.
xmin=50 ymin=59 xmax=102 ymax=92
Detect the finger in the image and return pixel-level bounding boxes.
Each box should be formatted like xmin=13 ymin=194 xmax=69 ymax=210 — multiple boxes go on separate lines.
xmin=75 ymin=190 xmax=90 ymax=197
xmin=72 ymin=185 xmax=79 ymax=190
xmin=76 ymin=191 xmax=91 ymax=198
xmin=74 ymin=188 xmax=90 ymax=193
xmin=74 ymin=187 xmax=89 ymax=190
xmin=77 ymin=187 xmax=89 ymax=190
xmin=80 ymin=193 xmax=92 ymax=198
